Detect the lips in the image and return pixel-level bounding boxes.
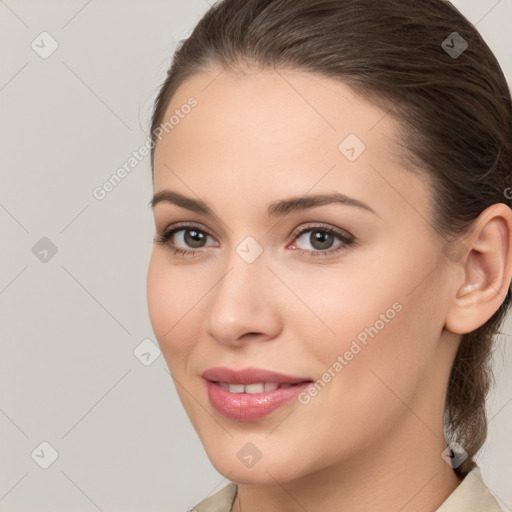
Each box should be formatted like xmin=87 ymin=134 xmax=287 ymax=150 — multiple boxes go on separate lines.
xmin=201 ymin=367 xmax=314 ymax=421
xmin=201 ymin=366 xmax=312 ymax=385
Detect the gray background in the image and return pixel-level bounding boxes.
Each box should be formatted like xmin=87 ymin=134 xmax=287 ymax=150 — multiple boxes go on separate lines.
xmin=1 ymin=1 xmax=511 ymax=511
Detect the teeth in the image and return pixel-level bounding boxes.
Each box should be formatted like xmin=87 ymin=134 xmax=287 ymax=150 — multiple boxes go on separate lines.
xmin=244 ymin=383 xmax=265 ymax=394
xmin=216 ymin=382 xmax=284 ymax=393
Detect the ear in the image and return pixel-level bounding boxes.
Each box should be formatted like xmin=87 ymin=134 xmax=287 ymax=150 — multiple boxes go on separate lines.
xmin=444 ymin=203 xmax=512 ymax=335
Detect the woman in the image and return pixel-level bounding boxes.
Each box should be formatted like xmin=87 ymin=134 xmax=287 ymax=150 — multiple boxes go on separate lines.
xmin=146 ymin=0 xmax=512 ymax=510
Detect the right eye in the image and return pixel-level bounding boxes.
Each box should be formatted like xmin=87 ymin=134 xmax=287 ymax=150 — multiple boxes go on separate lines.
xmin=153 ymin=224 xmax=219 ymax=256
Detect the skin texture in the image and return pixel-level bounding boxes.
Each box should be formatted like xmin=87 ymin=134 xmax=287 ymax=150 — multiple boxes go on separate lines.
xmin=147 ymin=65 xmax=512 ymax=512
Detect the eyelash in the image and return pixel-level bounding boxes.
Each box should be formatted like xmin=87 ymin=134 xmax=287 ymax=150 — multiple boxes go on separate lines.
xmin=153 ymin=222 xmax=356 ymax=258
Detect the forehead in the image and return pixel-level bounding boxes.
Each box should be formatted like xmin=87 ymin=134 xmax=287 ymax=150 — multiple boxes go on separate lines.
xmin=152 ymin=65 xmax=431 ymax=224
xmin=159 ymin=65 xmax=394 ymax=150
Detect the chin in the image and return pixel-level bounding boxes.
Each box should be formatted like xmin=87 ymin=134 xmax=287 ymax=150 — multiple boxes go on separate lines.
xmin=204 ymin=442 xmax=308 ymax=485
xmin=213 ymin=460 xmax=301 ymax=485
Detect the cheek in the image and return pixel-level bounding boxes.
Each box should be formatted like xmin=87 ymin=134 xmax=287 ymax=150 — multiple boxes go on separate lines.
xmin=147 ymin=253 xmax=173 ymax=342
xmin=146 ymin=251 xmax=206 ymax=361
xmin=286 ymin=244 xmax=442 ymax=398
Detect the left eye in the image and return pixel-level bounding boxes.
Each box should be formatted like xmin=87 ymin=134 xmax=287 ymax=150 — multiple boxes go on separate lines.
xmin=291 ymin=227 xmax=354 ymax=252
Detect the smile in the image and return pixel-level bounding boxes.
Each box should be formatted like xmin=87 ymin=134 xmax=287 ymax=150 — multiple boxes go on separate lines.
xmin=215 ymin=381 xmax=300 ymax=393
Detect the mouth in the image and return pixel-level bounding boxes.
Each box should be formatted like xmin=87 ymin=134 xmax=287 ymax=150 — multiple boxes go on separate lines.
xmin=201 ymin=367 xmax=315 ymax=421
xmin=201 ymin=366 xmax=313 ymax=386
xmin=210 ymin=381 xmax=311 ymax=394
xmin=204 ymin=375 xmax=313 ymax=422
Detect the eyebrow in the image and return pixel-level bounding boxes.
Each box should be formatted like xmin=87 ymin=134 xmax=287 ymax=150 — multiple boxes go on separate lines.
xmin=149 ymin=190 xmax=377 ymax=217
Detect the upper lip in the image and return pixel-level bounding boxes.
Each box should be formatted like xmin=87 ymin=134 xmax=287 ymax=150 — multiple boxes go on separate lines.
xmin=202 ymin=367 xmax=312 ymax=385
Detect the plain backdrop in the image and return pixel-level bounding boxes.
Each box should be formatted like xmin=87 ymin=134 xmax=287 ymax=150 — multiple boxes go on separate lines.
xmin=1 ymin=1 xmax=511 ymax=511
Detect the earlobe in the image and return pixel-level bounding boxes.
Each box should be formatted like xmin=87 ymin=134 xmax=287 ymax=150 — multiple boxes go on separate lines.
xmin=444 ymin=203 xmax=512 ymax=335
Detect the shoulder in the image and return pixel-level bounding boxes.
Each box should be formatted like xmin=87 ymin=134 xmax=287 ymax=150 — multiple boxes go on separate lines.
xmin=189 ymin=482 xmax=238 ymax=512
xmin=435 ymin=465 xmax=504 ymax=512
xmin=187 ymin=468 xmax=505 ymax=512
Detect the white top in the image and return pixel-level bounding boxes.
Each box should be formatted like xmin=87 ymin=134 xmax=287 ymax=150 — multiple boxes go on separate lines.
xmin=191 ymin=466 xmax=504 ymax=512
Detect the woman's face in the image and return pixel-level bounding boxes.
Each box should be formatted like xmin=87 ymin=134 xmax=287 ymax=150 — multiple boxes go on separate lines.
xmin=147 ymin=66 xmax=459 ymax=483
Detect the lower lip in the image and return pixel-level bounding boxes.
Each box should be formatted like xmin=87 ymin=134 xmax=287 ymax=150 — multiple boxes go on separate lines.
xmin=204 ymin=380 xmax=312 ymax=421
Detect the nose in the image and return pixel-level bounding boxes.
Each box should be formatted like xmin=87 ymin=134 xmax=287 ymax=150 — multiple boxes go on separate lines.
xmin=204 ymin=249 xmax=282 ymax=347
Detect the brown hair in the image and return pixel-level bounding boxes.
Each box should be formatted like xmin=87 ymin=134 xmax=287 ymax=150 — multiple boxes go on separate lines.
xmin=149 ymin=0 xmax=512 ymax=477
